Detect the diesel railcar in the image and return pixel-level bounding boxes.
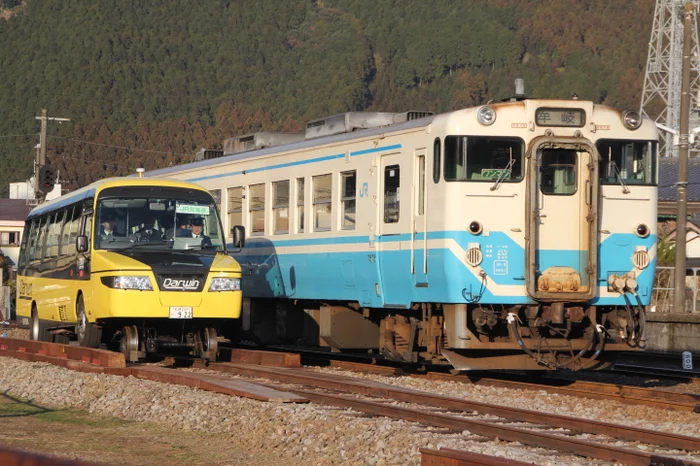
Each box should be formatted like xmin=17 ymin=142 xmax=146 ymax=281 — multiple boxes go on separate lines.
xmin=146 ymin=84 xmax=658 ymax=370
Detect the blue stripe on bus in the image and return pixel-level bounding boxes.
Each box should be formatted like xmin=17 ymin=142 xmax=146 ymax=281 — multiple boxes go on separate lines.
xmin=186 ymin=143 xmax=403 ymax=182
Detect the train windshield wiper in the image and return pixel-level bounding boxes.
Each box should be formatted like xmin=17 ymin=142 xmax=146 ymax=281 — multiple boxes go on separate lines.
xmin=490 ymin=151 xmax=516 ymax=191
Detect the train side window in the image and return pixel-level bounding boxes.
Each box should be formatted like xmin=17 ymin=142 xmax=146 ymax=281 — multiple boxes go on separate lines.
xmin=296 ymin=178 xmax=305 ymax=233
xmin=273 ymin=180 xmax=290 ymax=235
xmin=433 ymin=138 xmax=441 ymax=183
xmin=384 ymin=165 xmax=400 ymax=223
xmin=227 ymin=187 xmax=243 ymax=236
xmin=417 ymin=155 xmax=426 ymax=215
xmin=340 ymin=170 xmax=356 ymax=230
xmin=313 ymin=174 xmax=332 ymax=232
xmin=249 ymin=183 xmax=266 ymax=236
xmin=209 ymin=189 xmax=222 ymax=208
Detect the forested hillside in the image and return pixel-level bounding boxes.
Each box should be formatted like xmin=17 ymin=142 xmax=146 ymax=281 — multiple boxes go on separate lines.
xmin=0 ymin=0 xmax=654 ymax=196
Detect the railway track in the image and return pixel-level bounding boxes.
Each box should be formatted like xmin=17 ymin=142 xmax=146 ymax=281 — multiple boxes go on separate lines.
xmin=293 ymin=351 xmax=700 ymax=413
xmin=2 ymin=339 xmax=699 ymax=465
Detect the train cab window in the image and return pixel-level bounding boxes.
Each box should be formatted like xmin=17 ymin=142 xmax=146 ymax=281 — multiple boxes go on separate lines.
xmin=433 ymin=138 xmax=441 ymax=183
xmin=540 ymin=149 xmax=577 ymax=195
xmin=227 ymin=187 xmax=243 ymax=236
xmin=597 ymin=140 xmax=657 ymax=186
xmin=341 ymin=171 xmax=356 ymax=230
xmin=384 ymin=165 xmax=400 ymax=223
xmin=444 ymin=136 xmax=523 ymax=182
xmin=313 ymin=174 xmax=332 ymax=231
xmin=273 ymin=180 xmax=290 ymax=234
xmin=249 ymin=183 xmax=266 ymax=236
xmin=296 ymin=178 xmax=305 ymax=233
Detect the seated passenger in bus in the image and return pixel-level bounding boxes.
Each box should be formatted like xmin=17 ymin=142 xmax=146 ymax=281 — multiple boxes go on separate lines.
xmin=179 ymin=217 xmax=211 ymax=247
xmin=98 ymin=211 xmax=122 ymax=238
xmin=135 ymin=217 xmax=164 ymax=241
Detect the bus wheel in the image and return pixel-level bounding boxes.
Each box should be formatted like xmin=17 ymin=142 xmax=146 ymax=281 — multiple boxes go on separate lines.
xmin=119 ymin=325 xmax=140 ymax=362
xmin=30 ymin=307 xmax=49 ymax=342
xmin=76 ymin=296 xmax=102 ymax=348
xmin=202 ymin=327 xmax=218 ymax=361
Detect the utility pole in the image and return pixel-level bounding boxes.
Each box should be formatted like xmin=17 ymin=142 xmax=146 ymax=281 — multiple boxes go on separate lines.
xmin=674 ymin=2 xmax=693 ymax=313
xmin=34 ymin=109 xmax=70 ymax=202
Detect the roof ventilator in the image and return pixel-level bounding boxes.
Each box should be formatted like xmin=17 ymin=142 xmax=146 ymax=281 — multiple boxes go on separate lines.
xmin=305 ymin=111 xmax=433 ymax=140
xmin=223 ymin=132 xmax=305 ymax=155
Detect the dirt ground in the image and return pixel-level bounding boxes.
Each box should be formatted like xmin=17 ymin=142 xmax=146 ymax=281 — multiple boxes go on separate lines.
xmin=0 ymin=392 xmax=301 ymax=466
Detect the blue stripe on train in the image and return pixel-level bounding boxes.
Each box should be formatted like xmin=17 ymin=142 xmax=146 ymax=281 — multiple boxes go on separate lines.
xmin=231 ymin=231 xmax=657 ymax=308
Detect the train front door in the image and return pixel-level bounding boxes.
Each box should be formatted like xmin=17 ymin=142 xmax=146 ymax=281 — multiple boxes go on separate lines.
xmin=377 ymin=152 xmax=412 ymax=307
xmin=526 ymin=140 xmax=598 ymax=301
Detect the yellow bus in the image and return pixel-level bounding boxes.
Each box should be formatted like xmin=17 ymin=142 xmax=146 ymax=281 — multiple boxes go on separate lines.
xmin=15 ymin=176 xmax=245 ymax=361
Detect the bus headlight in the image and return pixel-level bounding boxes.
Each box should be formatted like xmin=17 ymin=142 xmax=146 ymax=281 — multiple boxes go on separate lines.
xmin=101 ymin=276 xmax=153 ymax=290
xmin=209 ymin=277 xmax=241 ymax=292
xmin=477 ymin=106 xmax=496 ymax=126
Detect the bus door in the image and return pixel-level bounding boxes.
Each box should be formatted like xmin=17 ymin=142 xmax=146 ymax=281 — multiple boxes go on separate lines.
xmin=411 ymin=149 xmax=428 ymax=286
xmin=527 ymin=140 xmax=598 ymax=301
xmin=377 ymin=152 xmax=412 ymax=307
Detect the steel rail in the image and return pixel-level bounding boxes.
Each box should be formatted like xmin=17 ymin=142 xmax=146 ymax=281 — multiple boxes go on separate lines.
xmin=419 ymin=448 xmax=538 ymax=466
xmin=425 ymin=373 xmax=700 ymax=413
xmin=290 ymin=388 xmax=698 ymax=466
xmin=206 ymin=363 xmax=700 ymax=452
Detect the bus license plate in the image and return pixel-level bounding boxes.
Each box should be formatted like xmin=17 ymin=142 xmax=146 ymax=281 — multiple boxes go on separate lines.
xmin=169 ymin=307 xmax=193 ymax=319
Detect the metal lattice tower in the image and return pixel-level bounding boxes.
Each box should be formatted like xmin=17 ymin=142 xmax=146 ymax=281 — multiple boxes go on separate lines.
xmin=641 ymin=0 xmax=700 ymax=157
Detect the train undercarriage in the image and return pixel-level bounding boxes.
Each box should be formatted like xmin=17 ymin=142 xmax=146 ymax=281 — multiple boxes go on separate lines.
xmin=238 ymin=298 xmax=646 ymax=371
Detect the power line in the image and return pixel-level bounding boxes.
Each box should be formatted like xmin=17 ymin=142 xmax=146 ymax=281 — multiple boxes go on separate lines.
xmin=0 ymin=133 xmax=37 ymax=139
xmin=49 ymin=135 xmax=193 ymax=157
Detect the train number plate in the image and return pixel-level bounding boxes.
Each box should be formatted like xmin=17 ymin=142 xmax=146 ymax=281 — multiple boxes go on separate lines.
xmin=169 ymin=306 xmax=193 ymax=319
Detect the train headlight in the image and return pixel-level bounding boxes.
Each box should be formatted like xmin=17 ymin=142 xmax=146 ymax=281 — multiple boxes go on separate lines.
xmin=635 ymin=224 xmax=650 ymax=238
xmin=468 ymin=221 xmax=483 ymax=235
xmin=101 ymin=276 xmax=153 ymax=290
xmin=621 ymin=109 xmax=642 ymax=130
xmin=209 ymin=277 xmax=241 ymax=292
xmin=476 ymin=106 xmax=496 ymax=126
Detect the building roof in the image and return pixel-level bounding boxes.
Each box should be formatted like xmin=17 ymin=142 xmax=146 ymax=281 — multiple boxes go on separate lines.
xmin=0 ymin=199 xmax=33 ymax=222
xmin=658 ymin=157 xmax=700 ymax=202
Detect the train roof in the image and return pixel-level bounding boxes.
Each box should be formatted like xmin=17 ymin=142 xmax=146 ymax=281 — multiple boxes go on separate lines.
xmin=27 ymin=177 xmax=208 ymax=220
xmin=143 ymin=111 xmax=440 ymax=179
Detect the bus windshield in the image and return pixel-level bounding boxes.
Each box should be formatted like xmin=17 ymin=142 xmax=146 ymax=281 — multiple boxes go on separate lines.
xmin=95 ymin=192 xmax=225 ymax=253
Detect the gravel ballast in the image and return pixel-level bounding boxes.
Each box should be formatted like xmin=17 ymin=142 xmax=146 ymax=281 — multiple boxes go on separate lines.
xmin=1 ymin=355 xmax=699 ymax=465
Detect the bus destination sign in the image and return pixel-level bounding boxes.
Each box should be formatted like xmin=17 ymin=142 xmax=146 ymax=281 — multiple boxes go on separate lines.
xmin=535 ymin=108 xmax=585 ymax=128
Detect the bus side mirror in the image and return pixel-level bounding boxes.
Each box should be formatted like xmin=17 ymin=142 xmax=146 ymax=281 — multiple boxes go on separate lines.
xmin=76 ymin=235 xmax=88 ymax=253
xmin=232 ymin=225 xmax=245 ymax=249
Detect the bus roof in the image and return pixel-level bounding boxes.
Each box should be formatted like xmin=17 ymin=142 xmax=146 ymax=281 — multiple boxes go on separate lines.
xmin=27 ymin=176 xmax=209 ymax=220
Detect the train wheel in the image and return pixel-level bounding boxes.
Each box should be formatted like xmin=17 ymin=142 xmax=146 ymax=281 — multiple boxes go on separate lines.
xmin=30 ymin=307 xmax=49 ymax=342
xmin=119 ymin=325 xmax=140 ymax=362
xmin=202 ymin=327 xmax=218 ymax=361
xmin=76 ymin=296 xmax=102 ymax=348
